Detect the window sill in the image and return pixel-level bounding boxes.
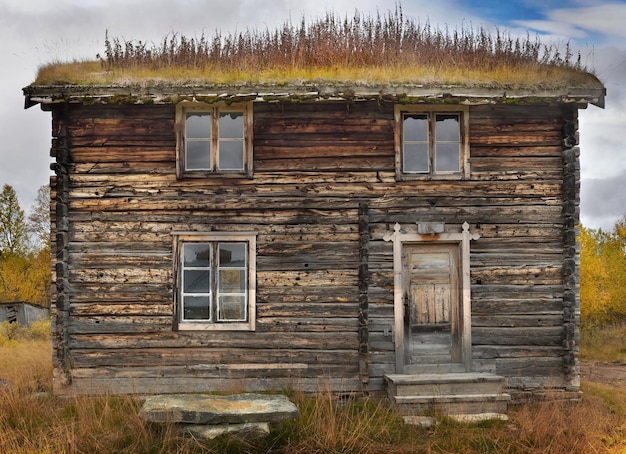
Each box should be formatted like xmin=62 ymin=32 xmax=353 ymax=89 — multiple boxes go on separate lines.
xmin=177 ymin=171 xmax=253 ymax=180
xmin=396 ymin=172 xmax=465 ymax=181
xmin=177 ymin=321 xmax=254 ymax=331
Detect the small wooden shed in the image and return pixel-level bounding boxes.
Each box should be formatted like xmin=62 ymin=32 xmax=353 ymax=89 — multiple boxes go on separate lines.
xmin=0 ymin=302 xmax=48 ymax=327
xmin=23 ymin=79 xmax=604 ymax=412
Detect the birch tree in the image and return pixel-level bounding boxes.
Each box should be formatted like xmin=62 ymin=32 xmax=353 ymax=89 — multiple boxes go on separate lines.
xmin=0 ymin=184 xmax=29 ymax=257
xmin=28 ymin=185 xmax=50 ymax=250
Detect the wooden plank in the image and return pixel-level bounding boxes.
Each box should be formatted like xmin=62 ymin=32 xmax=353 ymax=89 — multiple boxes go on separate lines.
xmin=70 ymin=347 xmax=361 ymax=368
xmin=472 ymin=314 xmax=563 ymax=327
xmin=473 ymin=327 xmax=563 ymax=346
xmin=258 ymin=270 xmax=357 ymax=287
xmin=471 ymin=145 xmax=563 ymax=158
xmin=470 ymin=157 xmax=562 ymax=171
xmin=67 ymin=104 xmax=175 ymax=120
xmin=68 ymin=118 xmax=175 ymax=138
xmin=60 ymin=376 xmax=362 ymax=395
xmin=69 ymin=148 xmax=175 ymax=163
xmin=70 ymin=363 xmax=358 ymax=380
xmin=69 ymin=332 xmax=359 ymax=350
xmin=471 ymin=265 xmax=562 ymax=285
xmin=472 ymin=298 xmax=564 ymax=315
xmin=257 ymin=303 xmax=357 ymax=319
xmin=368 ymin=204 xmax=563 ymax=224
xmin=69 ymin=267 xmax=172 ymax=284
xmin=71 ymin=302 xmax=173 ymax=316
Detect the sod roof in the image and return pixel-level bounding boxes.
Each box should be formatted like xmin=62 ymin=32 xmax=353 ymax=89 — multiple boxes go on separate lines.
xmin=23 ymin=7 xmax=606 ymax=108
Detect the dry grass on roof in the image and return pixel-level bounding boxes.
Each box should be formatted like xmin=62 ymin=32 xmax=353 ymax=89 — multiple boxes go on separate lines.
xmin=34 ymin=5 xmax=601 ymax=89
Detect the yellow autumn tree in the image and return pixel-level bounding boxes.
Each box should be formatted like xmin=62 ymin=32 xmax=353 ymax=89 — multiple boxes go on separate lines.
xmin=580 ymin=219 xmax=626 ymax=327
xmin=0 ymin=184 xmax=50 ymax=307
xmin=0 ymin=250 xmax=50 ymax=307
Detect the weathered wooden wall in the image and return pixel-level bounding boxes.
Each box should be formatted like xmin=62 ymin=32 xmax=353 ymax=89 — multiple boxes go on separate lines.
xmin=48 ymin=100 xmax=578 ymax=397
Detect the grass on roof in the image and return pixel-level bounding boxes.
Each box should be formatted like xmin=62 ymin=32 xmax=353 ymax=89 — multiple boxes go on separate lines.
xmin=33 ymin=5 xmax=601 ymax=89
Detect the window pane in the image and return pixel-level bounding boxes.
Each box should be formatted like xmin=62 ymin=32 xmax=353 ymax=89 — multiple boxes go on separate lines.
xmin=184 ymin=270 xmax=210 ymax=293
xmin=435 ymin=143 xmax=461 ymax=172
xmin=403 ymin=114 xmax=428 ymax=142
xmin=219 ymin=269 xmax=245 ymax=293
xmin=219 ymin=243 xmax=247 ymax=267
xmin=184 ymin=244 xmax=210 ymax=267
xmin=218 ymin=141 xmax=244 ymax=170
xmin=183 ymin=295 xmax=211 ymax=320
xmin=218 ymin=295 xmax=246 ymax=321
xmin=435 ymin=114 xmax=460 ymax=142
xmin=403 ymin=143 xmax=429 ymax=173
xmin=186 ymin=141 xmax=211 ymax=170
xmin=186 ymin=113 xmax=211 ymax=139
xmin=219 ymin=112 xmax=244 ymax=138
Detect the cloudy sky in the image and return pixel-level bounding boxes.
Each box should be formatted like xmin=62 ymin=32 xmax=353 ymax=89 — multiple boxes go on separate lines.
xmin=1 ymin=0 xmax=624 ymax=230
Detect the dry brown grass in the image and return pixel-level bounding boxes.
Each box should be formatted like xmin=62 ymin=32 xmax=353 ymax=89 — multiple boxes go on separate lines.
xmin=581 ymin=323 xmax=626 ymax=362
xmin=1 ymin=323 xmax=625 ymax=453
xmin=33 ymin=5 xmax=600 ymax=89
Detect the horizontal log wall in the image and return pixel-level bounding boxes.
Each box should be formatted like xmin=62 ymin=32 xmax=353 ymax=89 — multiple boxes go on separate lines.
xmin=51 ymin=100 xmax=576 ymax=396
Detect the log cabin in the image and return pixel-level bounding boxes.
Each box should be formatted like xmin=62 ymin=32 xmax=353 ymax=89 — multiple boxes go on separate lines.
xmin=23 ymin=77 xmax=605 ymax=415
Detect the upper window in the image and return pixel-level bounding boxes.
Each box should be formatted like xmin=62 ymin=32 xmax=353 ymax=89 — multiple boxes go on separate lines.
xmin=395 ymin=106 xmax=469 ymax=180
xmin=177 ymin=102 xmax=252 ymax=178
xmin=173 ymin=232 xmax=257 ymax=331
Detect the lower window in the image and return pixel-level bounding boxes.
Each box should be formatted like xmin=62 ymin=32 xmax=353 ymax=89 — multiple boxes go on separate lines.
xmin=173 ymin=232 xmax=256 ymax=331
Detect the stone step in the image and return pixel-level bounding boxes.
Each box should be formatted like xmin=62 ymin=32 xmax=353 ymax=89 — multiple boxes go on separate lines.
xmin=140 ymin=393 xmax=299 ymax=425
xmin=404 ymin=413 xmax=509 ymax=427
xmin=404 ymin=364 xmax=467 ymax=374
xmin=394 ymin=393 xmax=511 ymax=415
xmin=385 ymin=372 xmax=506 ymax=397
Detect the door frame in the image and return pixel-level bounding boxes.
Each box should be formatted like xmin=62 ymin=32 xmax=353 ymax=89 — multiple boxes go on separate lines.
xmin=384 ymin=221 xmax=480 ymax=373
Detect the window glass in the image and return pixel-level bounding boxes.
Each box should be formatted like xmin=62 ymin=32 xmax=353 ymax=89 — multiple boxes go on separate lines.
xmin=435 ymin=114 xmax=460 ymax=142
xmin=182 ymin=243 xmax=211 ymax=321
xmin=183 ymin=295 xmax=211 ymax=320
xmin=218 ymin=141 xmax=245 ymax=170
xmin=218 ymin=295 xmax=246 ymax=321
xmin=219 ymin=270 xmax=246 ymax=293
xmin=219 ymin=243 xmax=247 ymax=267
xmin=186 ymin=113 xmax=211 ymax=139
xmin=403 ymin=114 xmax=428 ymax=142
xmin=184 ymin=270 xmax=210 ymax=293
xmin=403 ymin=143 xmax=429 ymax=173
xmin=218 ymin=243 xmax=247 ymax=294
xmin=435 ymin=143 xmax=461 ymax=172
xmin=186 ymin=141 xmax=211 ymax=170
xmin=184 ymin=244 xmax=210 ymax=267
xmin=219 ymin=112 xmax=244 ymax=138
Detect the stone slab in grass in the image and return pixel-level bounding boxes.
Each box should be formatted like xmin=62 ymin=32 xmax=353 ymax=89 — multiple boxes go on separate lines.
xmin=140 ymin=393 xmax=299 ymax=425
xmin=183 ymin=422 xmax=270 ymax=440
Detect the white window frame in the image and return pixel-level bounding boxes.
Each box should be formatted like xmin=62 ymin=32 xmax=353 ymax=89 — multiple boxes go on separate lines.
xmin=394 ymin=105 xmax=469 ymax=180
xmin=172 ymin=231 xmax=257 ymax=331
xmin=383 ymin=222 xmax=480 ymax=372
xmin=176 ymin=101 xmax=253 ymax=178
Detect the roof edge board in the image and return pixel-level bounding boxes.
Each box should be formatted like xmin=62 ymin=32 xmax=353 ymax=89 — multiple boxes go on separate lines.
xmin=22 ymin=84 xmax=606 ymax=109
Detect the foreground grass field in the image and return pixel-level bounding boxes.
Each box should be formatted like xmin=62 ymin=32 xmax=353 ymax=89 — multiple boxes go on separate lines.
xmin=1 ymin=321 xmax=625 ymax=453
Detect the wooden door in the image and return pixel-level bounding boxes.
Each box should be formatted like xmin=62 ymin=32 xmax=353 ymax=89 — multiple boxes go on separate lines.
xmin=402 ymin=243 xmax=461 ymax=371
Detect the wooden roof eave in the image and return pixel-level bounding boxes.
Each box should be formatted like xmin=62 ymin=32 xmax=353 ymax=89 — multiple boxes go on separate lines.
xmin=22 ymin=83 xmax=606 ymax=110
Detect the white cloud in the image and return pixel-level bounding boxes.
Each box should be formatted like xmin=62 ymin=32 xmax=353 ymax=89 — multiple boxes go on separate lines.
xmin=513 ymin=3 xmax=626 ymax=46
xmin=510 ymin=19 xmax=588 ymax=38
xmin=553 ymin=3 xmax=626 ymax=41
